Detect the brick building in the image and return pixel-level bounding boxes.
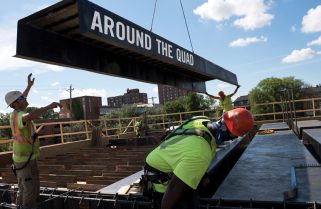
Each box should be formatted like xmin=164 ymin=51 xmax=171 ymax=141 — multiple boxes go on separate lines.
xmin=59 ymin=96 xmax=102 ymax=120
xmin=301 ymin=85 xmax=321 ymax=116
xmin=107 ymin=89 xmax=147 ymax=107
xmin=233 ymin=95 xmax=249 ymax=108
xmin=158 ymin=84 xmax=188 ymax=105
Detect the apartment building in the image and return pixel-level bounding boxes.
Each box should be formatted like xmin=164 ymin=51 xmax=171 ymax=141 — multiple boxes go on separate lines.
xmin=158 ymin=84 xmax=188 ymax=105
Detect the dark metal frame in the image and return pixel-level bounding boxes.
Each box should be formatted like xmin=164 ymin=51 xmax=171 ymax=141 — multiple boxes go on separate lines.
xmin=16 ymin=0 xmax=238 ymax=92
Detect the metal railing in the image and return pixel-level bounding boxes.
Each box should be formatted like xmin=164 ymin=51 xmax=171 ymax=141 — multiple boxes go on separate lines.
xmin=0 ymin=97 xmax=321 ymax=148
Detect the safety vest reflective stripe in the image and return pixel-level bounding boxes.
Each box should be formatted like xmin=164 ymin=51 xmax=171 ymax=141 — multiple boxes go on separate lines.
xmin=13 ymin=139 xmax=30 ymax=144
xmin=13 ymin=135 xmax=24 ymax=140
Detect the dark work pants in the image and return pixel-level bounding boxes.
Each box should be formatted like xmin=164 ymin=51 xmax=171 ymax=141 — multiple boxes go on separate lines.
xmin=153 ymin=190 xmax=200 ymax=209
xmin=15 ymin=159 xmax=39 ymax=209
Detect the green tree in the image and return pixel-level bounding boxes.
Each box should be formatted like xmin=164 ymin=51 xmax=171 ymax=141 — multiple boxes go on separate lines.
xmin=164 ymin=100 xmax=185 ymax=113
xmin=26 ymin=107 xmax=59 ymax=119
xmin=0 ymin=113 xmax=11 ymax=138
xmin=249 ymin=77 xmax=306 ymax=114
xmin=164 ymin=92 xmax=215 ymax=113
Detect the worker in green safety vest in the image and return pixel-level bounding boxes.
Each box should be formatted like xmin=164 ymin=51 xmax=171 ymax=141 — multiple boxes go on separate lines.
xmin=5 ymin=73 xmax=61 ymax=209
xmin=206 ymin=85 xmax=240 ymax=113
xmin=142 ymin=108 xmax=254 ymax=209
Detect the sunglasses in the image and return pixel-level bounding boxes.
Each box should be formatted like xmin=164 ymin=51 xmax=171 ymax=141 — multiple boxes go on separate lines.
xmin=15 ymin=95 xmax=26 ymax=102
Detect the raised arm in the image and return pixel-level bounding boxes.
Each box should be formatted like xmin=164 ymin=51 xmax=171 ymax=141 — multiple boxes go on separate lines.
xmin=22 ymin=73 xmax=35 ymax=98
xmin=205 ymin=92 xmax=220 ymax=99
xmin=227 ymin=85 xmax=240 ymax=97
xmin=22 ymin=102 xmax=62 ymax=123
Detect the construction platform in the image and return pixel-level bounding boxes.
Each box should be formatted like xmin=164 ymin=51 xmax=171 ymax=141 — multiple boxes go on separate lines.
xmin=302 ymin=128 xmax=321 ymax=161
xmin=293 ymin=120 xmax=321 ymax=138
xmin=98 ymin=133 xmax=253 ymax=195
xmin=213 ymin=130 xmax=321 ymax=203
xmin=259 ymin=122 xmax=289 ymax=131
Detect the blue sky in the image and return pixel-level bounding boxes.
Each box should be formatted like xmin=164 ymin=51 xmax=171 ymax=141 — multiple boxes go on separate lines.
xmin=1 ymin=0 xmax=321 ymax=113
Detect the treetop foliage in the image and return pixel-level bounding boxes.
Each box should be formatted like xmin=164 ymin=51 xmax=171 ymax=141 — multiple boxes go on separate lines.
xmin=248 ymin=76 xmax=306 ymax=114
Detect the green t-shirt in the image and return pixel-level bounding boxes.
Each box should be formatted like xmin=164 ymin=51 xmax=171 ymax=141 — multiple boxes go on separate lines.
xmin=146 ymin=134 xmax=216 ymax=192
xmin=219 ymin=95 xmax=233 ymax=112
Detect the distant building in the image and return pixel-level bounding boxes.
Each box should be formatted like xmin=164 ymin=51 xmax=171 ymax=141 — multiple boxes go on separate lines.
xmin=301 ymin=85 xmax=321 ymax=98
xmin=107 ymin=89 xmax=148 ymax=107
xmin=59 ymin=96 xmax=102 ymax=120
xmin=99 ymin=105 xmax=121 ymax=116
xmin=158 ymin=84 xmax=188 ymax=105
xmin=301 ymin=85 xmax=321 ymax=116
xmin=233 ymin=95 xmax=249 ymax=108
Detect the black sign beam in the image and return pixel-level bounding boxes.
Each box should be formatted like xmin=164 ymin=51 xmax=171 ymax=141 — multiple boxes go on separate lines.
xmin=16 ymin=0 xmax=238 ymax=92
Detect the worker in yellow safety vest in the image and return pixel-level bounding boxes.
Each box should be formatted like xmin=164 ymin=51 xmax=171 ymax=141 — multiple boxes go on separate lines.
xmin=5 ymin=73 xmax=61 ymax=209
xmin=206 ymin=85 xmax=240 ymax=113
xmin=142 ymin=108 xmax=254 ymax=209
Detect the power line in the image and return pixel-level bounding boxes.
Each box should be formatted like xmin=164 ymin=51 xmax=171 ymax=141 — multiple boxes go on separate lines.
xmin=66 ymin=84 xmax=74 ymax=119
xmin=148 ymin=96 xmax=157 ymax=105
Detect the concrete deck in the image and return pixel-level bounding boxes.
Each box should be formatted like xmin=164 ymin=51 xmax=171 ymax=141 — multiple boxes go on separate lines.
xmin=302 ymin=128 xmax=321 ymax=160
xmin=213 ymin=130 xmax=321 ymax=202
xmin=293 ymin=120 xmax=321 ymax=138
xmin=259 ymin=122 xmax=289 ymax=131
xmin=99 ymin=135 xmax=252 ymax=195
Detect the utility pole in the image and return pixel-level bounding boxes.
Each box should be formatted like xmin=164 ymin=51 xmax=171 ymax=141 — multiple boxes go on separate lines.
xmin=149 ymin=96 xmax=157 ymax=105
xmin=66 ymin=84 xmax=74 ymax=119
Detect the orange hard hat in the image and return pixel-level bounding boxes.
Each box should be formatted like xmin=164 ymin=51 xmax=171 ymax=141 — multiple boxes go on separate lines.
xmin=223 ymin=108 xmax=254 ymax=136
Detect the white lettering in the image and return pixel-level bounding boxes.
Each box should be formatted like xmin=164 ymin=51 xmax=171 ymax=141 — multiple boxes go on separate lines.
xmin=116 ymin=22 xmax=125 ymax=40
xmin=161 ymin=42 xmax=168 ymax=56
xmin=91 ymin=11 xmax=153 ymax=51
xmin=104 ymin=15 xmax=114 ymax=37
xmin=176 ymin=48 xmax=194 ymax=66
xmin=168 ymin=45 xmax=173 ymax=58
xmin=190 ymin=55 xmax=194 ymax=65
xmin=91 ymin=11 xmax=103 ymax=33
xmin=176 ymin=49 xmax=181 ymax=62
xmin=136 ymin=31 xmax=144 ymax=48
xmin=145 ymin=34 xmax=152 ymax=50
xmin=156 ymin=39 xmax=162 ymax=54
xmin=156 ymin=39 xmax=173 ymax=58
xmin=127 ymin=26 xmax=135 ymax=44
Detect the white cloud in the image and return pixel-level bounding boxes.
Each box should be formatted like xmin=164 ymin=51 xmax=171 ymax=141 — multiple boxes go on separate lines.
xmin=51 ymin=82 xmax=60 ymax=87
xmin=318 ymin=51 xmax=321 ymax=55
xmin=307 ymin=36 xmax=321 ymax=46
xmin=60 ymin=88 xmax=108 ymax=99
xmin=217 ymin=83 xmax=229 ymax=88
xmin=32 ymin=89 xmax=39 ymax=94
xmin=41 ymin=96 xmax=49 ymax=101
xmin=229 ymin=36 xmax=267 ymax=47
xmin=47 ymin=65 xmax=64 ymax=72
xmin=291 ymin=26 xmax=296 ymax=32
xmin=0 ymin=28 xmax=35 ymax=71
xmin=301 ymin=5 xmax=321 ymax=33
xmin=0 ymin=27 xmax=65 ymax=72
xmin=193 ymin=0 xmax=274 ymax=30
xmin=282 ymin=48 xmax=317 ymax=63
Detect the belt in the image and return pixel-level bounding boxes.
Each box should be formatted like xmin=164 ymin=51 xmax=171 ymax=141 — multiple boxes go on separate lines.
xmin=144 ymin=163 xmax=172 ymax=184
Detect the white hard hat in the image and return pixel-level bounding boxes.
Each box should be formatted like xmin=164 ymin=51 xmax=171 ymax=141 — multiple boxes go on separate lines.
xmin=5 ymin=91 xmax=23 ymax=107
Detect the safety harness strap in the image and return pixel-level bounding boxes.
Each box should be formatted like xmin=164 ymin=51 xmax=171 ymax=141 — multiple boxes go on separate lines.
xmin=143 ymin=163 xmax=172 ymax=184
xmin=166 ymin=128 xmax=212 ymax=147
